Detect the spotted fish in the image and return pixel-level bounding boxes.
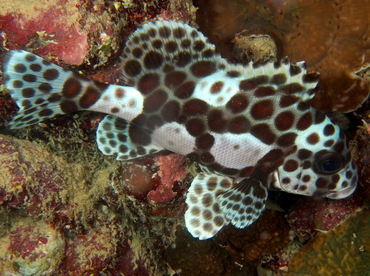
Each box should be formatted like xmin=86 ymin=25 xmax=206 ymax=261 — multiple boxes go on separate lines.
xmin=2 ymin=21 xmax=358 ymax=240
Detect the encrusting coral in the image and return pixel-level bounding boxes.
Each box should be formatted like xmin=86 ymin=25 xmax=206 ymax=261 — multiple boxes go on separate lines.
xmin=194 ymin=0 xmax=370 ymax=113
xmin=287 ymin=210 xmax=370 ymax=276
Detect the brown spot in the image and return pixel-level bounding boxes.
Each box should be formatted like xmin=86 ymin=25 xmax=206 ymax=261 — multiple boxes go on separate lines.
xmin=250 ymin=123 xmax=277 ymax=145
xmin=62 ymin=78 xmax=82 ymax=98
xmin=210 ymin=81 xmax=224 ymax=94
xmin=143 ymin=89 xmax=168 ymax=113
xmin=165 ymin=41 xmax=178 ymax=53
xmin=334 ymin=141 xmax=345 ymax=153
xmin=324 ymin=139 xmax=335 ymax=147
xmin=22 ymin=88 xmax=35 ymax=98
xmin=147 ymin=28 xmax=157 ymax=37
xmin=115 ymin=117 xmax=129 ymax=130
xmin=279 ymin=95 xmax=299 ymax=108
xmin=297 ymin=102 xmax=310 ymax=111
xmin=158 ymin=25 xmax=171 ymax=38
xmin=302 ymin=175 xmax=311 ymax=182
xmin=207 ymin=109 xmax=227 ymax=132
xmin=43 ymin=68 xmax=59 ymax=80
xmin=214 ymin=216 xmax=224 ymax=227
xmin=114 ymin=88 xmax=124 ymax=98
xmin=79 ymin=86 xmax=101 ymax=108
xmin=143 ymin=51 xmax=163 ymax=70
xmin=190 ymin=61 xmax=217 ymax=78
xmin=276 ymin=132 xmax=297 ymax=147
xmin=201 ymin=152 xmax=215 ymax=163
xmin=173 ymin=27 xmax=186 ymax=38
xmin=290 ymin=64 xmax=303 ymax=76
xmin=174 ymin=52 xmax=192 ymax=67
xmin=196 ymin=133 xmax=215 ymax=150
xmin=161 ymin=100 xmax=180 ymax=122
xmin=129 ymin=124 xmax=151 ymax=145
xmin=202 ymin=193 xmax=213 ymax=207
xmin=38 ymin=83 xmax=52 ymax=93
xmin=174 ymin=81 xmax=196 ymax=99
xmin=228 ymin=116 xmax=250 ymax=134
xmin=22 ymin=74 xmax=37 ymax=82
xmin=119 ymin=144 xmax=128 ymax=153
xmin=271 ymin=73 xmax=287 ymax=85
xmin=39 ymin=108 xmax=53 ymax=117
xmin=298 ymin=149 xmax=312 ymax=160
xmin=283 ymin=159 xmax=299 ymax=172
xmin=323 ymin=124 xmax=335 ymax=136
xmin=25 ymin=53 xmax=36 ymax=62
xmin=226 ymin=93 xmax=249 ymax=113
xmin=240 ymin=76 xmax=269 ymax=92
xmin=254 ymin=86 xmax=276 ymax=97
xmin=296 ymin=112 xmax=313 ymax=130
xmin=132 ymin=47 xmax=143 ymax=58
xmin=251 ymin=99 xmax=274 ymax=120
xmin=124 ymin=59 xmax=142 ymax=77
xmin=226 ymin=71 xmax=240 ymax=78
xmin=181 ymin=39 xmax=191 ymax=48
xmin=14 ymin=63 xmax=26 ymax=73
xmin=186 ymin=118 xmax=205 ymax=137
xmin=164 ymin=71 xmax=187 ymax=89
xmin=117 ymin=133 xmax=127 ymax=142
xmin=275 ymin=111 xmax=295 ymax=131
xmin=183 ymin=99 xmax=208 ymax=115
xmin=193 ymin=40 xmax=206 ymax=51
xmin=202 ymin=49 xmax=215 ymax=58
xmin=332 ymin=174 xmax=340 ymax=183
xmin=187 ymin=152 xmax=199 ymax=162
xmin=13 ymin=80 xmax=23 ymax=88
xmin=151 ymin=39 xmax=162 ymax=49
xmin=307 ymin=133 xmax=320 ymax=144
xmin=284 ymin=83 xmax=304 ymax=94
xmin=60 ymin=100 xmax=78 ymax=113
xmin=315 ymin=177 xmax=328 ymax=188
xmin=137 ymin=73 xmax=160 ymax=95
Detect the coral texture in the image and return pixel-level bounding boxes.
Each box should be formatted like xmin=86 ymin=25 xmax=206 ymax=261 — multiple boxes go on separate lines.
xmin=287 ymin=210 xmax=370 ymax=275
xmin=194 ymin=0 xmax=370 ymax=113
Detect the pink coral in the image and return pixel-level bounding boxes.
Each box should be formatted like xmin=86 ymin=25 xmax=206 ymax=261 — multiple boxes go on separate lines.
xmin=147 ymin=154 xmax=188 ymax=203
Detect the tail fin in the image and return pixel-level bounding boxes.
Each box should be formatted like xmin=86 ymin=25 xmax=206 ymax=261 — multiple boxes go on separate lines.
xmin=3 ymin=50 xmax=108 ymax=129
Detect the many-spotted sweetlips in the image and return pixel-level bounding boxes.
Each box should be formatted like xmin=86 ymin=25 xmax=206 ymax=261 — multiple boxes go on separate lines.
xmin=3 ymin=21 xmax=358 ymax=240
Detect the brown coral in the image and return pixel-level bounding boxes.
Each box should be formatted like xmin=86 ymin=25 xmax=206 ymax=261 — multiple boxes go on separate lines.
xmin=194 ymin=0 xmax=370 ymax=112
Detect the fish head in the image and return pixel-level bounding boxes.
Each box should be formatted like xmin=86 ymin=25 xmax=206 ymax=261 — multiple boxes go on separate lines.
xmin=273 ymin=110 xmax=358 ymax=199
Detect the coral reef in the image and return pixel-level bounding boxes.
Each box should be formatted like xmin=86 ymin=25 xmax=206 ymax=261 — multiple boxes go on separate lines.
xmin=287 ymin=210 xmax=370 ymax=275
xmin=218 ymin=209 xmax=291 ymax=265
xmin=0 ymin=219 xmax=65 ymax=276
xmin=165 ymin=227 xmax=258 ymax=276
xmin=286 ymin=195 xmax=363 ymax=240
xmin=194 ymin=0 xmax=370 ymax=113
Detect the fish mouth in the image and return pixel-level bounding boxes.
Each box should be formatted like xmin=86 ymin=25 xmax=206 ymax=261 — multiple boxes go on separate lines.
xmin=325 ymin=182 xmax=358 ymax=199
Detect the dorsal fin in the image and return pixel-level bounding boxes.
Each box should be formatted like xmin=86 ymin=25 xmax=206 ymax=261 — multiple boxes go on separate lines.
xmin=121 ymin=21 xmax=318 ymax=101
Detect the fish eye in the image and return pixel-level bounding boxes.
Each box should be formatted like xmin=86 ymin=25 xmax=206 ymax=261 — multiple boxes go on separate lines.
xmin=315 ymin=152 xmax=344 ymax=174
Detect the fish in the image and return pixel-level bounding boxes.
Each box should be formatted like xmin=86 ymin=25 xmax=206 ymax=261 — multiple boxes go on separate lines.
xmin=2 ymin=21 xmax=358 ymax=240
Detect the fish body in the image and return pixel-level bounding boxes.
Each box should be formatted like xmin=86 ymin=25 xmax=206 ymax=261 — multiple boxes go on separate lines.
xmin=3 ymin=21 xmax=358 ymax=239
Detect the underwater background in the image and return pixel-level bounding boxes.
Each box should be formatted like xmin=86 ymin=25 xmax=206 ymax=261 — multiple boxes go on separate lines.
xmin=0 ymin=0 xmax=369 ymax=275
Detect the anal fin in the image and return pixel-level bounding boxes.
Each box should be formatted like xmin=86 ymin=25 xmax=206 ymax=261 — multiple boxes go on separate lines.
xmin=217 ymin=177 xmax=268 ymax=228
xmin=97 ymin=115 xmax=164 ymax=160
